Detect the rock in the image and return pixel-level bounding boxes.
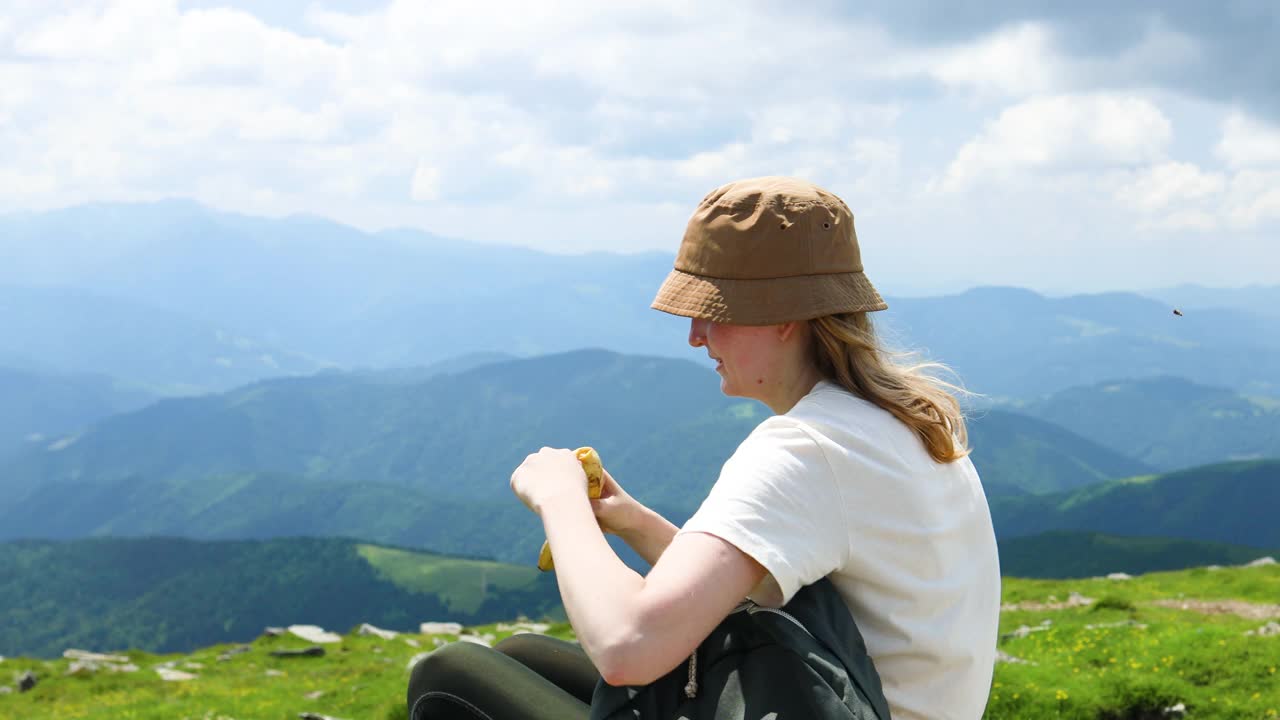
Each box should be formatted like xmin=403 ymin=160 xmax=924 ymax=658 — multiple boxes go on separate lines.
xmin=303 ymin=690 xmax=325 ymax=700
xmin=497 ymin=622 xmax=551 ymax=634
xmin=1106 ymin=572 xmax=1132 ymax=580
xmin=1246 ymin=556 xmax=1277 ymax=567
xmin=459 ymin=635 xmax=492 ymax=647
xmin=1245 ymin=621 xmax=1280 ymax=637
xmin=1207 ymin=565 xmax=1223 ymax=571
xmin=1163 ymin=701 xmax=1186 ymax=717
xmin=63 ymin=649 xmax=130 ymax=663
xmin=288 ymin=625 xmax=342 ymax=644
xmin=264 ymin=626 xmax=287 ymax=636
xmin=419 ymin=622 xmax=463 ymax=635
xmin=1000 ymin=624 xmax=1051 ymax=641
xmin=156 ymin=667 xmax=197 ymax=681
xmin=406 ymin=651 xmax=434 ymax=671
xmin=432 ymin=638 xmax=445 ymax=647
xmin=266 ymin=669 xmax=286 ymax=677
xmin=995 ymin=650 xmax=1029 ymax=665
xmin=18 ymin=671 xmax=37 ymax=692
xmin=183 ymin=662 xmax=204 ymax=670
xmin=218 ymin=645 xmax=252 ymax=661
xmin=403 ymin=638 xmax=420 ymax=648
xmin=117 ymin=664 xmax=139 ymax=673
xmin=357 ymin=623 xmax=398 ymax=640
xmin=0 ymin=686 xmax=10 ymax=694
xmin=65 ymin=661 xmax=101 ymax=675
xmin=372 ymin=647 xmax=382 ymax=653
xmin=271 ymin=646 xmax=326 ymax=658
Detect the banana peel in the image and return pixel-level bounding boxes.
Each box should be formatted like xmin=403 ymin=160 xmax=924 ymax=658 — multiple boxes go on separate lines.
xmin=536 ymin=447 xmax=604 ymax=572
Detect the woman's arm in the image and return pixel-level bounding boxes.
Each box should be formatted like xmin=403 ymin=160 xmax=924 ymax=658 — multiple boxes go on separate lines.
xmin=539 ymin=491 xmax=766 ymax=686
xmin=511 ymin=448 xmax=766 ymax=686
xmin=613 ymin=505 xmax=679 ymax=567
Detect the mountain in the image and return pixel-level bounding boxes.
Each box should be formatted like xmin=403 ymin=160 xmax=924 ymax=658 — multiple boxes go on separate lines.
xmin=880 ymin=286 xmax=1280 ymax=400
xmin=990 ymin=459 xmax=1280 ymax=549
xmin=0 ymin=536 xmax=563 ymax=658
xmin=996 ymin=531 xmax=1276 ymax=579
xmin=0 ymin=284 xmax=326 ymax=395
xmin=1139 ymin=283 xmax=1280 ymax=318
xmin=6 ymin=203 xmax=1279 ymax=400
xmin=0 ymin=367 xmax=159 ymax=460
xmin=0 ymin=352 xmax=1156 ymax=562
xmin=1019 ymin=376 xmax=1280 ymax=470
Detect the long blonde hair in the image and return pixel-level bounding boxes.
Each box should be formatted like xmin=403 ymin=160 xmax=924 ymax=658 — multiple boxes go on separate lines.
xmin=807 ymin=312 xmax=976 ymax=464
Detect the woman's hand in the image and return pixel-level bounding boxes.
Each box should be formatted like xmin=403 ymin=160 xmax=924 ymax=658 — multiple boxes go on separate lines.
xmin=589 ymin=468 xmax=646 ymax=535
xmin=510 ymin=447 xmax=593 ymax=515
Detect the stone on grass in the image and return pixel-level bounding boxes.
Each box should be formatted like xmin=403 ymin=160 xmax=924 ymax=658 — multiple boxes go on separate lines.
xmin=357 ymin=623 xmax=398 ymax=640
xmin=1163 ymin=702 xmax=1186 ymax=717
xmin=995 ymin=650 xmax=1029 ymax=665
xmin=265 ymin=669 xmax=286 ymax=677
xmin=184 ymin=662 xmax=204 ymax=670
xmin=0 ymin=686 xmax=11 ymax=694
xmin=264 ymin=626 xmax=286 ymax=637
xmin=459 ymin=635 xmax=492 ymax=647
xmin=1246 ymin=556 xmax=1277 ymax=568
xmin=304 ymin=690 xmax=325 ymax=700
xmin=1245 ymin=621 xmax=1280 ymax=637
xmin=271 ymin=646 xmax=326 ymax=658
xmin=156 ymin=667 xmax=197 ymax=681
xmin=403 ymin=638 xmax=420 ymax=648
xmin=497 ymin=622 xmax=551 ymax=634
xmin=63 ymin=649 xmax=129 ymax=663
xmin=218 ymin=645 xmax=252 ymax=661
xmin=289 ymin=625 xmax=341 ymax=643
xmin=420 ymin=622 xmax=463 ymax=635
xmin=18 ymin=671 xmax=37 ymax=692
xmin=1106 ymin=572 xmax=1132 ymax=580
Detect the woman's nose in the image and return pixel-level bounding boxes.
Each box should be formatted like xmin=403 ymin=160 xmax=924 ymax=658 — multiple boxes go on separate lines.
xmin=688 ymin=318 xmax=708 ymax=347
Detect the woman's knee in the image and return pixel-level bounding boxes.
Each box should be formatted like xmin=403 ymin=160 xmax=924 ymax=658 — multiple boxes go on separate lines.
xmin=407 ymin=642 xmax=491 ymax=701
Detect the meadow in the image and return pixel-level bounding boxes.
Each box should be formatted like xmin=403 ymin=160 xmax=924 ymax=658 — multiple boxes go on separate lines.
xmin=2 ymin=563 xmax=1276 ymax=719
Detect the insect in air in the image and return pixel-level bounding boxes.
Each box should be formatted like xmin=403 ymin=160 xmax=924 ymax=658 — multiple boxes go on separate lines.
xmin=1172 ymin=309 xmax=1183 ymax=317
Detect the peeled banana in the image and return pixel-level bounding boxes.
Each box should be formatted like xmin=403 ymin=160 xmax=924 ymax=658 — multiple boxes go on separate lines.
xmin=536 ymin=447 xmax=604 ymax=572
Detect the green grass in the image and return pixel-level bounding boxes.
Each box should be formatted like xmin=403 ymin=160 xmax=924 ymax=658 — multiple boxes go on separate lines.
xmin=2 ymin=565 xmax=1276 ymax=719
xmin=356 ymin=544 xmax=543 ymax=614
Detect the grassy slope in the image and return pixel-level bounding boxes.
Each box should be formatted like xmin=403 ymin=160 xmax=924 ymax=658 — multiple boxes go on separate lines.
xmin=2 ymin=565 xmax=1276 ymax=719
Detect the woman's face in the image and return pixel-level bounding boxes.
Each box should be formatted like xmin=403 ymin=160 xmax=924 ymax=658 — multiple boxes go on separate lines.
xmin=688 ymin=317 xmax=790 ymax=400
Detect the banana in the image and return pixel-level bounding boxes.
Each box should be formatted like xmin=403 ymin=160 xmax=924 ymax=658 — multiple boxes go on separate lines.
xmin=536 ymin=447 xmax=604 ymax=572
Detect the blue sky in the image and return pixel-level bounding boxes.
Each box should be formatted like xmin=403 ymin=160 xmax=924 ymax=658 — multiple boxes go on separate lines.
xmin=1 ymin=0 xmax=1277 ymax=295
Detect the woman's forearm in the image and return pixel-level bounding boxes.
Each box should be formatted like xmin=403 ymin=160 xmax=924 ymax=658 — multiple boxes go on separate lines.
xmin=617 ymin=506 xmax=679 ymax=567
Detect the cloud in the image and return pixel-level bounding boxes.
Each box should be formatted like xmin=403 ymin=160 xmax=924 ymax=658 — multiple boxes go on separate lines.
xmin=1217 ymin=112 xmax=1280 ymax=169
xmin=1115 ymin=162 xmax=1225 ymax=213
xmin=939 ymin=94 xmax=1172 ymax=191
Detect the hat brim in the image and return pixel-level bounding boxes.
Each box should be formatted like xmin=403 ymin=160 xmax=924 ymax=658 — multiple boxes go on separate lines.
xmin=651 ymin=269 xmax=887 ymax=326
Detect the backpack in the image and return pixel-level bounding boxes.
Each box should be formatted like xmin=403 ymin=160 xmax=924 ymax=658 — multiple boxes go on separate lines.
xmin=589 ymin=577 xmax=892 ymax=720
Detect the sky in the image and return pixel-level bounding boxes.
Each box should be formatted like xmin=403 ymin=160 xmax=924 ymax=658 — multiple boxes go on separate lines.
xmin=1 ymin=0 xmax=1277 ymax=296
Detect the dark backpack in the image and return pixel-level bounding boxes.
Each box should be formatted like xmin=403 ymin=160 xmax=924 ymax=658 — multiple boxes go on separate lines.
xmin=589 ymin=577 xmax=892 ymax=720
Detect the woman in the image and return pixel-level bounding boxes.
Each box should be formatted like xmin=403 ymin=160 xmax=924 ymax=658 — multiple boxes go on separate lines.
xmin=408 ymin=176 xmax=1001 ymax=720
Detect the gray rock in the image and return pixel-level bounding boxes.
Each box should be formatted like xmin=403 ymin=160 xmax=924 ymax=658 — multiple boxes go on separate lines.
xmin=419 ymin=622 xmax=463 ymax=635
xmin=288 ymin=625 xmax=341 ymax=644
xmin=995 ymin=650 xmax=1029 ymax=665
xmin=156 ymin=667 xmax=197 ymax=681
xmin=18 ymin=671 xmax=37 ymax=692
xmin=403 ymin=638 xmax=420 ymax=648
xmin=1246 ymin=556 xmax=1277 ymax=568
xmin=1106 ymin=572 xmax=1133 ymax=580
xmin=264 ymin=626 xmax=286 ymax=637
xmin=265 ymin=669 xmax=286 ymax=677
xmin=63 ymin=650 xmax=129 ymax=663
xmin=0 ymin=686 xmax=11 ymax=694
xmin=303 ymin=690 xmax=325 ymax=700
xmin=270 ymin=646 xmax=326 ymax=658
xmin=218 ymin=645 xmax=252 ymax=661
xmin=1245 ymin=621 xmax=1280 ymax=637
xmin=1163 ymin=701 xmax=1186 ymax=717
xmin=357 ymin=623 xmax=398 ymax=640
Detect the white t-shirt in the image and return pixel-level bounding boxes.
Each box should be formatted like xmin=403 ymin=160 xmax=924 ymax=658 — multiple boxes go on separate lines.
xmin=677 ymin=379 xmax=1000 ymax=720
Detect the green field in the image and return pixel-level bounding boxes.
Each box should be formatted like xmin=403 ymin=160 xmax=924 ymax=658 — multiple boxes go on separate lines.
xmin=2 ymin=564 xmax=1277 ymax=719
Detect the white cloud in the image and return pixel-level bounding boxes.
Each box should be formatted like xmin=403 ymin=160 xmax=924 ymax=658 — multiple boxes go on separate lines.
xmin=1115 ymin=162 xmax=1225 ymax=213
xmin=1216 ymin=112 xmax=1280 ymax=168
xmin=410 ymin=163 xmax=441 ymax=202
xmin=939 ymin=94 xmax=1173 ymax=191
xmin=926 ymin=23 xmax=1059 ymax=96
xmin=1224 ymin=170 xmax=1280 ymax=228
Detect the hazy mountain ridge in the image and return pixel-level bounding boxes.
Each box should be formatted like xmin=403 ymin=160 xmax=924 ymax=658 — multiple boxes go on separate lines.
xmin=0 ymin=367 xmax=159 ymax=460
xmin=3 ymin=202 xmax=1277 ymax=399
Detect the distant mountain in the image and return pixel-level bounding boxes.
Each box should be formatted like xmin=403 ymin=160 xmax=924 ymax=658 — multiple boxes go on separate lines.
xmin=0 ymin=352 xmax=1154 ymax=559
xmin=991 ymin=459 xmax=1280 ymax=549
xmin=0 ymin=284 xmax=326 ymax=395
xmin=965 ymin=409 xmax=1152 ymax=496
xmin=997 ymin=531 xmax=1276 ymax=579
xmin=880 ymin=287 xmax=1280 ymax=400
xmin=1019 ymin=376 xmax=1280 ymax=470
xmin=0 ymin=367 xmax=159 ymax=459
xmin=0 ymin=536 xmax=563 ymax=658
xmin=5 ymin=203 xmax=1278 ymax=400
xmin=1139 ymin=283 xmax=1280 ymax=318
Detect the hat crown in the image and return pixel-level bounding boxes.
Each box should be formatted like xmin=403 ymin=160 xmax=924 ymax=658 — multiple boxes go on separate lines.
xmin=676 ymin=176 xmax=864 ymax=281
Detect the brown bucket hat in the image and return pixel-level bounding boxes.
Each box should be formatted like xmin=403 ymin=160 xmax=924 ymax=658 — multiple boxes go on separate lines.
xmin=652 ymin=176 xmax=888 ymax=325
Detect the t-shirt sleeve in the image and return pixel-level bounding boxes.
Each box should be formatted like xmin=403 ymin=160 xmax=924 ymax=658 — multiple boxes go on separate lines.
xmin=676 ymin=417 xmax=846 ymax=606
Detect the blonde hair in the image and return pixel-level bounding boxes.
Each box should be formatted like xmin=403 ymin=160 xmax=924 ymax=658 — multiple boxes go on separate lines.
xmin=807 ymin=312 xmax=976 ymax=464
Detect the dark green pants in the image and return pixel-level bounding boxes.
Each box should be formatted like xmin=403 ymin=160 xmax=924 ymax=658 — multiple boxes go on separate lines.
xmin=407 ymin=634 xmax=597 ymax=719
